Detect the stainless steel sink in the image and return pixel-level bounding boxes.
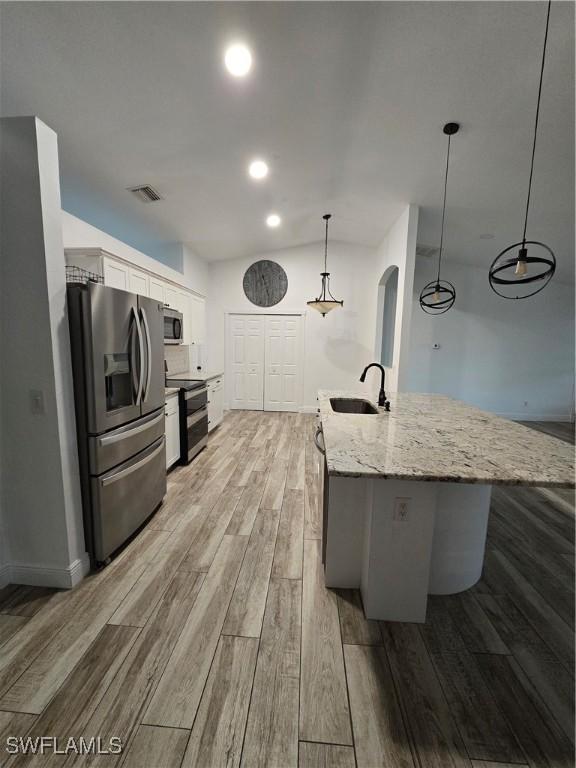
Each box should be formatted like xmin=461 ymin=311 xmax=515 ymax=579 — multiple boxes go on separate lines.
xmin=330 ymin=397 xmax=379 ymax=414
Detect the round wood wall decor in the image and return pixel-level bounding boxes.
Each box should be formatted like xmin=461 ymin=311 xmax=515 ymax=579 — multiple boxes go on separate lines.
xmin=243 ymin=260 xmax=288 ymax=307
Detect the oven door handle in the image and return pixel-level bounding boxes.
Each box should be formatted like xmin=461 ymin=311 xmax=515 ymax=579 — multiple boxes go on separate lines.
xmin=186 ymin=405 xmax=208 ymax=426
xmin=184 ymin=387 xmax=208 ymax=400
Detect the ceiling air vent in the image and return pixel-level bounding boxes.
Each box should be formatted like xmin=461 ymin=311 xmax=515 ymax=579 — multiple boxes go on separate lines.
xmin=128 ymin=184 xmax=163 ymax=203
xmin=416 ymin=244 xmax=439 ymax=259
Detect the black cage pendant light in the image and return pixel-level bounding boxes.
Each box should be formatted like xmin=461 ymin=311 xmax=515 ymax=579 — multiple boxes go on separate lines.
xmin=419 ymin=122 xmax=459 ymax=315
xmin=307 ymin=214 xmax=344 ymax=317
xmin=489 ymin=0 xmax=556 ymax=299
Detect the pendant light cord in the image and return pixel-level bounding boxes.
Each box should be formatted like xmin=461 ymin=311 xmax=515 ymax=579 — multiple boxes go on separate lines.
xmin=324 ymin=216 xmax=329 ymax=273
xmin=522 ymin=0 xmax=552 ymax=245
xmin=437 ymin=134 xmax=452 ymax=284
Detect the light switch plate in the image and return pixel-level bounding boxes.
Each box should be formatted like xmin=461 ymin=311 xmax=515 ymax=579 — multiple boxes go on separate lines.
xmin=29 ymin=389 xmax=45 ymax=415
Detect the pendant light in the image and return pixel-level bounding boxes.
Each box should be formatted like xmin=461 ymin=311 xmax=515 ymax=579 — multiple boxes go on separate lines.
xmin=419 ymin=122 xmax=459 ymax=315
xmin=489 ymin=0 xmax=556 ymax=299
xmin=307 ymin=214 xmax=344 ymax=317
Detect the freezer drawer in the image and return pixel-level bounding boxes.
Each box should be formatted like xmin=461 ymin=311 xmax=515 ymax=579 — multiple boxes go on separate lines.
xmin=88 ymin=407 xmax=165 ymax=475
xmin=90 ymin=436 xmax=166 ymax=562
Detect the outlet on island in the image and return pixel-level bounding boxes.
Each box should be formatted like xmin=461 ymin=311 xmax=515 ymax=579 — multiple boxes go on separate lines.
xmin=393 ymin=497 xmax=411 ymax=522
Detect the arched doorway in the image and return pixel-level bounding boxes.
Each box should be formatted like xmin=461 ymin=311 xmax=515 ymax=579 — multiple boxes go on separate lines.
xmin=376 ymin=266 xmax=399 ymax=368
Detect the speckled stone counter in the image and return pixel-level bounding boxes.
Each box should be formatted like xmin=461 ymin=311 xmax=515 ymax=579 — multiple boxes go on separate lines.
xmin=318 ymin=390 xmax=575 ymax=488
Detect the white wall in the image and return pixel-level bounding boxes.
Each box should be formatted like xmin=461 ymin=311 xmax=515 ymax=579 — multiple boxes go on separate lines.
xmin=408 ymin=258 xmax=575 ymax=420
xmin=62 ymin=211 xmax=208 ymax=297
xmin=370 ymin=205 xmax=419 ymax=392
xmin=0 ymin=117 xmax=87 ymax=587
xmin=207 ymin=241 xmax=378 ymax=410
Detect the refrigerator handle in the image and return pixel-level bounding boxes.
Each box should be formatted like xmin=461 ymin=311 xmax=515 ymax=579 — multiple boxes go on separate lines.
xmin=132 ymin=306 xmax=145 ymax=405
xmin=140 ymin=307 xmax=152 ymax=403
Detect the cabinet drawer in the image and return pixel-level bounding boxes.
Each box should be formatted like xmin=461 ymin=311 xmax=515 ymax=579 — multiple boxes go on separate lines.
xmin=89 ymin=408 xmax=165 ymax=475
xmin=91 ymin=437 xmax=166 ymax=561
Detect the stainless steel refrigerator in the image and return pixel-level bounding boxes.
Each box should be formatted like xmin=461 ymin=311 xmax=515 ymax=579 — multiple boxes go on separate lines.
xmin=67 ymin=281 xmax=167 ymax=566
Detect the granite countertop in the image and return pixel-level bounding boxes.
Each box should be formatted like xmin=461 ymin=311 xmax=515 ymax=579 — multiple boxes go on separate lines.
xmin=197 ymin=371 xmax=224 ymax=382
xmin=165 ymin=387 xmax=180 ymax=397
xmin=318 ymin=390 xmax=575 ymax=488
xmin=166 ymin=371 xmax=223 ymax=382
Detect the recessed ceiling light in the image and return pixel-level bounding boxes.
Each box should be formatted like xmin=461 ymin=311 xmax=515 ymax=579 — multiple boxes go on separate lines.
xmin=224 ymin=43 xmax=252 ymax=77
xmin=248 ymin=159 xmax=269 ymax=180
xmin=266 ymin=213 xmax=281 ymax=228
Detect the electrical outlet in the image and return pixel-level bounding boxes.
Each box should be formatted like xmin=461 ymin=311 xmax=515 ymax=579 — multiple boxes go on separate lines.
xmin=29 ymin=389 xmax=45 ymax=416
xmin=393 ymin=497 xmax=411 ymax=522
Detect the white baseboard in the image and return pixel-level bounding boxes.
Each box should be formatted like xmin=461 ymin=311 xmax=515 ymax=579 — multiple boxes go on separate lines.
xmin=300 ymin=405 xmax=319 ymax=414
xmin=6 ymin=554 xmax=90 ymax=590
xmin=500 ymin=412 xmax=574 ymax=423
xmin=0 ymin=563 xmax=11 ymax=589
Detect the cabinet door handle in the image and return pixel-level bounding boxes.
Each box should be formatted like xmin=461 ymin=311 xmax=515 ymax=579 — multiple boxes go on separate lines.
xmin=314 ymin=426 xmax=326 ymax=455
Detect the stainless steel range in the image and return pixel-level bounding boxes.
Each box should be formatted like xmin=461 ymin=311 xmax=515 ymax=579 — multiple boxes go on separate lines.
xmin=165 ymin=372 xmax=208 ymax=464
xmin=67 ymin=282 xmax=167 ymax=566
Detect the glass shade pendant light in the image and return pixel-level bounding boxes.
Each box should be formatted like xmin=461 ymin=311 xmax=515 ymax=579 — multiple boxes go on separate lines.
xmin=419 ymin=122 xmax=459 ymax=315
xmin=307 ymin=214 xmax=344 ymax=317
xmin=489 ymin=0 xmax=556 ymax=299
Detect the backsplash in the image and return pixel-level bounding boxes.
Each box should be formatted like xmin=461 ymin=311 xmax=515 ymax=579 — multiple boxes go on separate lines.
xmin=164 ymin=345 xmax=190 ymax=375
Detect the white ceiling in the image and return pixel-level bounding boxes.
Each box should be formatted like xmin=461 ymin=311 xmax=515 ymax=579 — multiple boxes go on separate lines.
xmin=1 ymin=2 xmax=574 ymax=279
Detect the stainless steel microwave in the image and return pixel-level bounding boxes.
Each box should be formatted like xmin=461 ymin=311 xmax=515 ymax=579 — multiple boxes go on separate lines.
xmin=163 ymin=307 xmax=183 ymax=344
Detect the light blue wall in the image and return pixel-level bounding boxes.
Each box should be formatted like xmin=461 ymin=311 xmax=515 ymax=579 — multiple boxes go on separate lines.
xmin=408 ymin=258 xmax=575 ymax=420
xmin=61 ymin=179 xmax=184 ymax=272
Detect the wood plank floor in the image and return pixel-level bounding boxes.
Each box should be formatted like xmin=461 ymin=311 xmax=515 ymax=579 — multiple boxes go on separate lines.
xmin=0 ymin=412 xmax=573 ymax=767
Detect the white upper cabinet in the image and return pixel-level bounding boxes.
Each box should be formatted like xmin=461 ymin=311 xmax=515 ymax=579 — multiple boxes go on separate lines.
xmin=66 ymin=251 xmax=205 ymax=351
xmin=164 ymin=284 xmax=181 ymax=311
xmin=128 ymin=267 xmax=149 ymax=296
xmin=103 ymin=257 xmax=129 ymax=291
xmin=190 ymin=295 xmax=206 ymax=344
xmin=149 ymin=276 xmax=165 ymax=303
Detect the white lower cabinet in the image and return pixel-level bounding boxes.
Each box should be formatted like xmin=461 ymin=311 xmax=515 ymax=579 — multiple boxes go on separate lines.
xmin=165 ymin=394 xmax=180 ymax=469
xmin=208 ymin=377 xmax=224 ymax=432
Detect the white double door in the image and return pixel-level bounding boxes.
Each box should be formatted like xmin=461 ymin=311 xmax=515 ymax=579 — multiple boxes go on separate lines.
xmin=229 ymin=314 xmax=302 ymax=411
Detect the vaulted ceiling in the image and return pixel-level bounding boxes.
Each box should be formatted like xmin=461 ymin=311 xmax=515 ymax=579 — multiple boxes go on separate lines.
xmin=1 ymin=2 xmax=573 ymax=279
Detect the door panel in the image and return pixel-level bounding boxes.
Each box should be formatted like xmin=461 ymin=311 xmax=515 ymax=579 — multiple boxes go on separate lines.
xmin=264 ymin=316 xmax=302 ymax=412
xmin=228 ymin=315 xmax=301 ymax=412
xmin=138 ymin=295 xmax=165 ymax=416
xmin=229 ymin=315 xmax=264 ymax=410
xmin=84 ymin=282 xmax=142 ymax=433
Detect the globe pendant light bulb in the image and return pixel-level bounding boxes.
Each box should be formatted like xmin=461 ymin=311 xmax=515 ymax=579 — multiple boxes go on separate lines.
xmin=515 ymin=246 xmax=528 ymax=276
xmin=433 ymin=287 xmax=441 ymax=303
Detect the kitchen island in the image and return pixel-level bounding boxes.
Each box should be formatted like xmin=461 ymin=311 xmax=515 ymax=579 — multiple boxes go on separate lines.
xmin=317 ymin=390 xmax=575 ymax=622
